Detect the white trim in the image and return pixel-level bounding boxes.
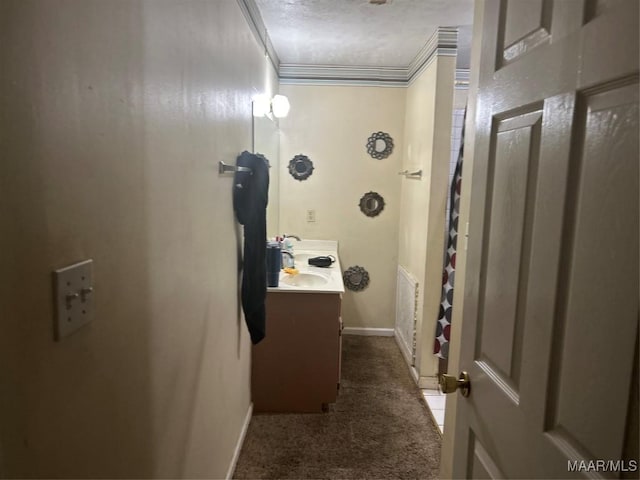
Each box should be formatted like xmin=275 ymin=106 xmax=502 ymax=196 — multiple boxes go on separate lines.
xmin=407 ymin=27 xmax=458 ymax=80
xmin=225 ymin=402 xmax=253 ymax=480
xmin=279 ymin=77 xmax=407 ymax=88
xmin=342 ymin=327 xmax=395 ymax=336
xmin=279 ymin=64 xmax=408 ymax=85
xmin=394 ymin=333 xmax=420 ymax=385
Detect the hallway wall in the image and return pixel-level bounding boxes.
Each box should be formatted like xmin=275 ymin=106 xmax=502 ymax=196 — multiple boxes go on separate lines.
xmin=0 ymin=0 xmax=271 ymax=477
xmin=398 ymin=55 xmax=456 ymax=386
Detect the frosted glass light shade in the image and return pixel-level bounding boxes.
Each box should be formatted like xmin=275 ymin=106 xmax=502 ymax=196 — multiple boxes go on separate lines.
xmin=252 ymin=94 xmax=270 ymax=117
xmin=271 ymin=94 xmax=290 ymax=118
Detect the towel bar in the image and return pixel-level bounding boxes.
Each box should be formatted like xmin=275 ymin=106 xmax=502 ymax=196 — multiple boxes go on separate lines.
xmin=398 ymin=169 xmax=422 ymax=179
xmin=219 ymin=161 xmax=252 ymax=175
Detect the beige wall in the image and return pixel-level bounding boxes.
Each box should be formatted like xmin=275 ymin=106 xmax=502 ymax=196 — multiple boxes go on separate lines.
xmin=453 ymin=87 xmax=470 ymax=110
xmin=278 ymin=85 xmax=405 ymax=329
xmin=440 ymin=2 xmax=485 ymax=478
xmin=0 ymin=0 xmax=270 ymax=477
xmin=398 ymin=56 xmax=456 ymax=384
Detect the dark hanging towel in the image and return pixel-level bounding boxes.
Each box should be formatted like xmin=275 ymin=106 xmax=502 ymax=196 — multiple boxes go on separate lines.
xmin=233 ymin=151 xmax=269 ymax=344
xmin=434 ymin=109 xmax=466 ymax=359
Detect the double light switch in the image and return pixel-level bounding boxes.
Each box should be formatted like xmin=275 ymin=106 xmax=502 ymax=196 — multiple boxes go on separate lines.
xmin=53 ymin=259 xmax=94 ymax=340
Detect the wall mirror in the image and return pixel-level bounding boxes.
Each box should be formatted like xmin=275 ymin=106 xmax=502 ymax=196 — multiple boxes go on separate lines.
xmin=366 ymin=131 xmax=394 ymax=159
xmin=253 ymin=112 xmax=280 ymax=238
xmin=359 ymin=191 xmax=385 ymax=217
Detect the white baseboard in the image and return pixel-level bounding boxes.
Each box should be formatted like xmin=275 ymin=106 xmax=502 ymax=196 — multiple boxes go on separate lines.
xmin=342 ymin=327 xmax=395 ymax=336
xmin=394 ymin=333 xmax=420 ymax=385
xmin=226 ymin=402 xmax=253 ymax=480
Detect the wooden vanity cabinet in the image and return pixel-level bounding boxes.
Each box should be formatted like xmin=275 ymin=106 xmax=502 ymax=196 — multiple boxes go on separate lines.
xmin=252 ymin=292 xmax=342 ymax=413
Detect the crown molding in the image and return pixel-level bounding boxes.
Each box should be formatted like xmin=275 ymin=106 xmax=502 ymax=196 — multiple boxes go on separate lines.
xmin=407 ymin=27 xmax=458 ymax=81
xmin=279 ymin=64 xmax=408 ymax=87
xmin=237 ymin=0 xmax=280 ymax=72
xmin=455 ymin=68 xmax=470 ymax=89
xmin=279 ymin=27 xmax=459 ymax=87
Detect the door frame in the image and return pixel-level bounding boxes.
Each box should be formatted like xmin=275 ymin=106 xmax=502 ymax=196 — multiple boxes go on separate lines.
xmin=439 ymin=2 xmax=485 ymax=477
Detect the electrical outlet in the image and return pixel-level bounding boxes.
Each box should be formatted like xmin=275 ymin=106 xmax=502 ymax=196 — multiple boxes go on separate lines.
xmin=53 ymin=259 xmax=94 ymax=340
xmin=306 ymin=209 xmax=316 ymax=223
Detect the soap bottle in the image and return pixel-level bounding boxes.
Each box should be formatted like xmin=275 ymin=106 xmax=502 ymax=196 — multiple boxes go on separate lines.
xmin=283 ymin=237 xmax=293 ymax=255
xmin=281 ymin=236 xmax=295 ymax=268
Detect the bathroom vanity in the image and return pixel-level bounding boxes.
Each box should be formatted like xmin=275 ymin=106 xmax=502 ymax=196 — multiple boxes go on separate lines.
xmin=252 ymin=240 xmax=345 ymax=413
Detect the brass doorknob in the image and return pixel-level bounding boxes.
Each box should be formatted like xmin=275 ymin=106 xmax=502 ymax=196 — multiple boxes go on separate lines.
xmin=439 ymin=371 xmax=471 ymax=397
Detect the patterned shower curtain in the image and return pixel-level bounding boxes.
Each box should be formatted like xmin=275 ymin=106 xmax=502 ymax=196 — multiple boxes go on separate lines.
xmin=434 ymin=109 xmax=466 ymax=359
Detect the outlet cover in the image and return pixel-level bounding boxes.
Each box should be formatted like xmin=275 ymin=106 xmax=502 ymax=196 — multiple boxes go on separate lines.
xmin=53 ymin=259 xmax=94 ymax=340
xmin=306 ymin=209 xmax=316 ymax=223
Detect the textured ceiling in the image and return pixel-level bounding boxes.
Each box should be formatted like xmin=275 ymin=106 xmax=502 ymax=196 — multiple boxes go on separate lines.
xmin=254 ymin=0 xmax=474 ymax=68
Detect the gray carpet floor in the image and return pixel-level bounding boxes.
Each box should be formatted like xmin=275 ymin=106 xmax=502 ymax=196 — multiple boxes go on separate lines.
xmin=233 ymin=335 xmax=442 ymax=479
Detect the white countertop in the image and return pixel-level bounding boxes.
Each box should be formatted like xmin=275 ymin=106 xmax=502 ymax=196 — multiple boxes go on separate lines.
xmin=267 ymin=240 xmax=345 ymax=294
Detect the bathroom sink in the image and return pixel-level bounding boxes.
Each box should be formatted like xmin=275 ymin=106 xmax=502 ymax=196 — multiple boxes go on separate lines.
xmin=266 ymin=242 xmax=344 ymax=294
xmin=293 ymin=252 xmax=322 ymax=265
xmin=281 ymin=272 xmax=330 ymax=288
xmin=293 ymin=253 xmax=314 ymax=264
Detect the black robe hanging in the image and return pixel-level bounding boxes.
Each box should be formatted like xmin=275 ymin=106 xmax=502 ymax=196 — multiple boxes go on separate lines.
xmin=233 ymin=151 xmax=269 ymax=344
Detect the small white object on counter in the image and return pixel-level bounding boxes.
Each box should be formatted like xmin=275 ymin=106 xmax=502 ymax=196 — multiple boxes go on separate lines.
xmin=267 ymin=240 xmax=345 ymax=294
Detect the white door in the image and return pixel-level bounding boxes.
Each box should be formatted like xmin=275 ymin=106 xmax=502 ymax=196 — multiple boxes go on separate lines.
xmin=452 ymin=0 xmax=639 ymax=478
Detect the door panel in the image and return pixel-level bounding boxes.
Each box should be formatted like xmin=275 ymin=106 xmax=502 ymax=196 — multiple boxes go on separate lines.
xmin=452 ymin=0 xmax=639 ymax=478
xmin=470 ymin=432 xmax=505 ymax=479
xmin=549 ymin=82 xmax=638 ymax=463
xmin=502 ymin=0 xmax=552 ymax=64
xmin=479 ymin=109 xmax=542 ymax=388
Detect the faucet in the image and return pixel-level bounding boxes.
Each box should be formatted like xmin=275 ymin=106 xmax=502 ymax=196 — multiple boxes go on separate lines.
xmin=284 ymin=234 xmax=301 ymax=241
xmin=281 ymin=251 xmax=295 ymax=268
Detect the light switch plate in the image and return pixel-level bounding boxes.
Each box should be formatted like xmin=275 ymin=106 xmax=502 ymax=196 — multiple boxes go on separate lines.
xmin=53 ymin=259 xmax=94 ymax=340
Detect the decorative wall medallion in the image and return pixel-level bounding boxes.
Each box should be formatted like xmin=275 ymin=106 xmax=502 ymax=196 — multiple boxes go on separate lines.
xmin=343 ymin=266 xmax=370 ymax=292
xmin=359 ymin=191 xmax=385 ymax=217
xmin=288 ymin=154 xmax=314 ymax=181
xmin=366 ymin=131 xmax=394 ymax=159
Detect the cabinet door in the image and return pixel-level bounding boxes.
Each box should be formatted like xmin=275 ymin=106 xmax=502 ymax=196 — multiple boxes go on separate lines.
xmin=252 ymin=293 xmax=342 ymax=413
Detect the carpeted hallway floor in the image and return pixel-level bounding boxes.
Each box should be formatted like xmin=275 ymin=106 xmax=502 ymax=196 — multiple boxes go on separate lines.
xmin=233 ymin=335 xmax=442 ymax=479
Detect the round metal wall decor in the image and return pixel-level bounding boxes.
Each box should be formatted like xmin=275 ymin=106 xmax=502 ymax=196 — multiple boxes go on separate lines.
xmin=343 ymin=266 xmax=370 ymax=292
xmin=366 ymin=131 xmax=394 ymax=159
xmin=359 ymin=191 xmax=385 ymax=217
xmin=288 ymin=154 xmax=314 ymax=181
